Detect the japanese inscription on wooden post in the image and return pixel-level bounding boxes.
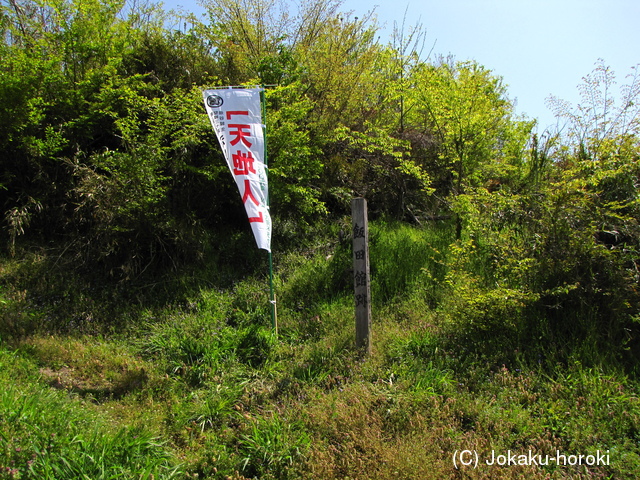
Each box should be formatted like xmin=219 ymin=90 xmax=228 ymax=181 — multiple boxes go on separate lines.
xmin=352 ymin=198 xmax=371 ymax=354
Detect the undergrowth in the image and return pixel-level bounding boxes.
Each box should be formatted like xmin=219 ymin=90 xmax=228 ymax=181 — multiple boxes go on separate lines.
xmin=1 ymin=220 xmax=640 ymax=479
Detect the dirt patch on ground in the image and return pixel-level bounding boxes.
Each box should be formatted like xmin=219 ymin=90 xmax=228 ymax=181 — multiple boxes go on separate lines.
xmin=40 ymin=365 xmax=148 ymax=400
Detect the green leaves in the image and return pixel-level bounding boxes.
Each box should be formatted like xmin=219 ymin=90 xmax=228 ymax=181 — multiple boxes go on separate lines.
xmin=265 ymin=82 xmax=326 ymax=224
xmin=2 ymin=0 xmax=539 ymax=269
xmin=444 ymin=125 xmax=640 ymax=367
xmin=412 ymin=60 xmax=523 ymax=195
xmin=326 ymin=122 xmax=433 ymax=217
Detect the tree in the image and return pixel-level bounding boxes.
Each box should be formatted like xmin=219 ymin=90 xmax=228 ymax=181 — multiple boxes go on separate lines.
xmin=412 ymin=59 xmax=521 ymax=197
xmin=295 ymin=9 xmax=380 ymax=132
xmin=264 ymin=82 xmax=327 ymax=229
xmin=389 ymin=7 xmax=430 ymax=133
xmin=0 ymin=0 xmax=226 ymax=277
xmin=547 ymin=59 xmax=640 ymax=161
xmin=200 ymin=0 xmax=346 ymax=86
xmin=444 ymin=62 xmax=640 ymax=367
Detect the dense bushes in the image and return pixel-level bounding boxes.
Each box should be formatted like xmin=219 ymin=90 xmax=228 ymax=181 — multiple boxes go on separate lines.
xmin=1 ymin=0 xmax=526 ymax=277
xmin=1 ymin=0 xmax=639 ymax=371
xmin=441 ymin=135 xmax=640 ymax=369
xmin=3 ymin=2 xmax=640 ymax=478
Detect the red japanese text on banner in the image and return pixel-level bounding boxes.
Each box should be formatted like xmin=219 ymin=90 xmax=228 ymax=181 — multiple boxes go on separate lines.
xmin=203 ymin=87 xmax=272 ymax=252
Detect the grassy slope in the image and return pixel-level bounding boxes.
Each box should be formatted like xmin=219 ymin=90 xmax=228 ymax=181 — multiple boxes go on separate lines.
xmin=1 ymin=221 xmax=640 ymax=479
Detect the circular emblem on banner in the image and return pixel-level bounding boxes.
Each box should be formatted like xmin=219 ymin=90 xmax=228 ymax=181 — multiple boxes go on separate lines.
xmin=206 ymin=94 xmax=224 ymax=108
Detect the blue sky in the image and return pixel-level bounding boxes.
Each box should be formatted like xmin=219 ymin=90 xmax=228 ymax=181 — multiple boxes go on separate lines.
xmin=165 ymin=0 xmax=640 ymax=131
xmin=341 ymin=0 xmax=640 ymax=131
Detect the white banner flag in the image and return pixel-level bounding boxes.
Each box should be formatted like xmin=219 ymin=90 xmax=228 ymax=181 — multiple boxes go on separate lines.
xmin=203 ymin=87 xmax=272 ymax=252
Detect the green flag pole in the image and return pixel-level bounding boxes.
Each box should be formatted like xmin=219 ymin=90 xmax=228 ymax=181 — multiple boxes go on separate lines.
xmin=261 ymin=87 xmax=277 ymax=334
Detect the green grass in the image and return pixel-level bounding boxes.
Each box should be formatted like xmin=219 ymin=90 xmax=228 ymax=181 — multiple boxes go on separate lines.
xmin=1 ymin=219 xmax=640 ymax=479
xmin=0 ymin=350 xmax=183 ymax=480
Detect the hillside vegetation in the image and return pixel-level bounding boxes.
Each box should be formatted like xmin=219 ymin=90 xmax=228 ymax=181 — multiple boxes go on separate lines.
xmin=2 ymin=0 xmax=640 ymax=478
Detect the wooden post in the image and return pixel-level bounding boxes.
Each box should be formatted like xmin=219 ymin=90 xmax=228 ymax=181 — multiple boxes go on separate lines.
xmin=352 ymin=198 xmax=371 ymax=355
